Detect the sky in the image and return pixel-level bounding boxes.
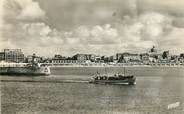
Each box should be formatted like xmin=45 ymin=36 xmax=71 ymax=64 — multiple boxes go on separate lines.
xmin=1 ymin=0 xmax=184 ymax=57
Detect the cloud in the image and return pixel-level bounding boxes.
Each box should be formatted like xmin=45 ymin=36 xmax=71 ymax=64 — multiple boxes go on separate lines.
xmin=158 ymin=27 xmax=184 ymax=53
xmin=109 ymin=12 xmax=183 ymax=54
xmin=22 ymin=23 xmax=51 ymax=36
xmin=137 ymin=0 xmax=184 ymax=16
xmin=36 ymin=0 xmax=138 ymax=30
xmin=21 ymin=22 xmax=64 ymax=46
xmin=1 ymin=22 xmax=64 ymax=54
xmin=2 ymin=12 xmax=184 ymax=56
xmin=16 ymin=0 xmax=45 ymax=20
xmin=137 ymin=0 xmax=184 ymax=28
xmin=63 ymin=24 xmax=119 ymax=45
xmin=3 ymin=0 xmax=45 ymax=22
xmin=1 ymin=0 xmax=184 ymax=56
xmin=89 ymin=24 xmax=119 ymax=44
xmin=139 ymin=12 xmax=172 ymax=40
xmin=122 ymin=12 xmax=184 ymax=54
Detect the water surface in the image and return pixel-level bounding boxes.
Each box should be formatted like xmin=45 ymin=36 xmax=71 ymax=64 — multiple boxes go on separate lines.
xmin=1 ymin=67 xmax=184 ymax=114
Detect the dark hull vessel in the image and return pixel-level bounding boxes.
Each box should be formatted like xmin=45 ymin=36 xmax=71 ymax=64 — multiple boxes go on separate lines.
xmin=89 ymin=74 xmax=136 ymax=85
xmin=89 ymin=67 xmax=136 ymax=85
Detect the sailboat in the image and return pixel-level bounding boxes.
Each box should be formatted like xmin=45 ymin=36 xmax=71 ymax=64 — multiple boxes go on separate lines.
xmin=89 ymin=67 xmax=136 ymax=85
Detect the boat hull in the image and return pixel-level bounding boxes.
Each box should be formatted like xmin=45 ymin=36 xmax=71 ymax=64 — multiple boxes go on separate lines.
xmin=89 ymin=76 xmax=136 ymax=85
xmin=0 ymin=66 xmax=50 ymax=76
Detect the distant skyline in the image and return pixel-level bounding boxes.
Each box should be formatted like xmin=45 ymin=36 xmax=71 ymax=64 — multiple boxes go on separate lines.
xmin=1 ymin=0 xmax=184 ymax=57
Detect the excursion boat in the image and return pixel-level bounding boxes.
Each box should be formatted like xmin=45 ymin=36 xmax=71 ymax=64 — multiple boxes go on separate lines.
xmin=89 ymin=68 xmax=136 ymax=85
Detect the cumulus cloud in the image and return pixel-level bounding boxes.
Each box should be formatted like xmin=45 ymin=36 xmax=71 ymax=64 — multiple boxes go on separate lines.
xmin=20 ymin=22 xmax=64 ymax=46
xmin=63 ymin=24 xmax=119 ymax=45
xmin=139 ymin=12 xmax=172 ymax=40
xmin=158 ymin=27 xmax=184 ymax=53
xmin=2 ymin=12 xmax=184 ymax=56
xmin=16 ymin=0 xmax=45 ymax=20
xmin=1 ymin=0 xmax=184 ymax=56
xmin=3 ymin=0 xmax=45 ymax=22
xmin=1 ymin=22 xmax=64 ymax=55
xmin=23 ymin=23 xmax=51 ymax=36
xmin=137 ymin=0 xmax=184 ymax=16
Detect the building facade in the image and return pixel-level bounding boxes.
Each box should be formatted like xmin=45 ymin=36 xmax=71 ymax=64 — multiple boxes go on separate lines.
xmin=162 ymin=51 xmax=170 ymax=59
xmin=116 ymin=53 xmax=140 ymax=63
xmin=0 ymin=52 xmax=5 ymax=61
xmin=140 ymin=53 xmax=149 ymax=64
xmin=116 ymin=53 xmax=123 ymax=61
xmin=72 ymin=54 xmax=96 ymax=62
xmin=51 ymin=59 xmax=85 ymax=64
xmin=72 ymin=54 xmax=87 ymax=61
xmin=123 ymin=53 xmax=140 ymax=62
xmin=4 ymin=49 xmax=24 ymax=63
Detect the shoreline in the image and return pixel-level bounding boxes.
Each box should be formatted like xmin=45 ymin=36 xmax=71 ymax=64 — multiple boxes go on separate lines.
xmin=49 ymin=64 xmax=184 ymax=68
xmin=0 ymin=62 xmax=184 ymax=68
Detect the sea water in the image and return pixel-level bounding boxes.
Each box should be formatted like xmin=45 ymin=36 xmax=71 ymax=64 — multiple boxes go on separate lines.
xmin=1 ymin=67 xmax=184 ymax=114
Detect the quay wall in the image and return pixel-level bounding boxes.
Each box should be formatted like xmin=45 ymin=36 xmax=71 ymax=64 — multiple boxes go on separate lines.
xmin=1 ymin=63 xmax=184 ymax=67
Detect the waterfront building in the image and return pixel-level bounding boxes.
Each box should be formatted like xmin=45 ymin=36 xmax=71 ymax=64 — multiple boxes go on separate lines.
xmin=4 ymin=49 xmax=24 ymax=63
xmin=101 ymin=56 xmax=110 ymax=63
xmin=25 ymin=55 xmax=33 ymax=63
xmin=148 ymin=46 xmax=163 ymax=62
xmin=149 ymin=54 xmax=163 ymax=63
xmin=51 ymin=54 xmax=89 ymax=64
xmin=111 ymin=54 xmax=116 ymax=60
xmin=0 ymin=52 xmax=5 ymax=61
xmin=73 ymin=54 xmax=87 ymax=61
xmin=51 ymin=59 xmax=85 ymax=64
xmin=94 ymin=55 xmax=102 ymax=62
xmin=124 ymin=53 xmax=140 ymax=62
xmin=159 ymin=58 xmax=171 ymax=63
xmin=149 ymin=57 xmax=157 ymax=63
xmin=178 ymin=57 xmax=184 ymax=63
xmin=140 ymin=53 xmax=149 ymax=64
xmin=54 ymin=54 xmax=67 ymax=59
xmin=162 ymin=51 xmax=170 ymax=59
xmin=86 ymin=54 xmax=96 ymax=61
xmin=116 ymin=53 xmax=140 ymax=63
xmin=170 ymin=55 xmax=179 ymax=63
xmin=109 ymin=55 xmax=116 ymax=62
xmin=180 ymin=53 xmax=184 ymax=58
xmin=72 ymin=54 xmax=96 ymax=62
xmin=116 ymin=53 xmax=125 ymax=62
xmin=25 ymin=54 xmax=44 ymax=63
xmin=43 ymin=58 xmax=52 ymax=63
xmin=179 ymin=53 xmax=184 ymax=63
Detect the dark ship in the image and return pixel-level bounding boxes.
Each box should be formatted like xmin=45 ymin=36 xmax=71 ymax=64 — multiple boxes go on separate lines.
xmin=89 ymin=68 xmax=136 ymax=85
